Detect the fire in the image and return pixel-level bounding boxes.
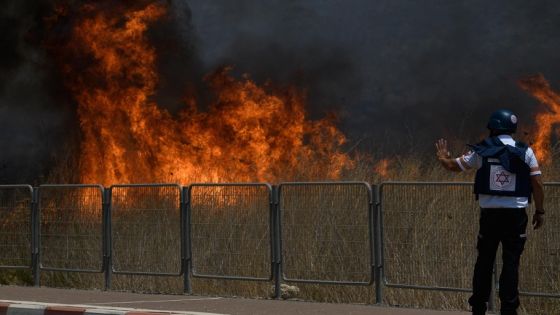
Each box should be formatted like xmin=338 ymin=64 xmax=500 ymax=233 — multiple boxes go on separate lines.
xmin=374 ymin=159 xmax=390 ymax=179
xmin=518 ymin=74 xmax=560 ymax=163
xmin=49 ymin=2 xmax=353 ymax=185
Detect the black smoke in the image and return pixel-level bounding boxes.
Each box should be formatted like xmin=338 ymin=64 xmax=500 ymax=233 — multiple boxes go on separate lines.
xmin=2 ymin=0 xmax=560 ymax=183
xmin=0 ymin=0 xmax=75 ymax=183
xmin=149 ymin=0 xmax=205 ymax=113
xmin=186 ymin=0 xmax=560 ymax=153
xmin=0 ymin=0 xmax=204 ymax=183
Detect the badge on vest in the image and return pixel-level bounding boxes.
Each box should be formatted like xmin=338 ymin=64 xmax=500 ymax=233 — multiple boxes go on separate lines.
xmin=489 ymin=165 xmax=516 ymax=192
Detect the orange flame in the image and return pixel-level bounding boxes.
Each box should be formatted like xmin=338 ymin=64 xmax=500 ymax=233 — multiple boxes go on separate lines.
xmin=518 ymin=74 xmax=560 ymax=163
xmin=55 ymin=2 xmax=353 ymax=185
xmin=374 ymin=159 xmax=390 ymax=179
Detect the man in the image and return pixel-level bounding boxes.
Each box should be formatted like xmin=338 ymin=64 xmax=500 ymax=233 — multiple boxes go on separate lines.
xmin=435 ymin=109 xmax=545 ymax=315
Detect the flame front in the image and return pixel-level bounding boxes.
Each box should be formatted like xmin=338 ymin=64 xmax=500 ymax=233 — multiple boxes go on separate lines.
xmin=56 ymin=2 xmax=352 ymax=185
xmin=518 ymin=74 xmax=560 ymax=163
xmin=374 ymin=158 xmax=390 ymax=178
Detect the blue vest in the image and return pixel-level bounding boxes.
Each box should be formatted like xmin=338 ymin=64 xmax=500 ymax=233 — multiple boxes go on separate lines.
xmin=469 ymin=137 xmax=531 ymax=200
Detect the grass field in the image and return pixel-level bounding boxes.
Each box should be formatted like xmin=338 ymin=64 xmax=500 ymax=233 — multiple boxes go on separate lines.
xmin=0 ymin=150 xmax=559 ymax=315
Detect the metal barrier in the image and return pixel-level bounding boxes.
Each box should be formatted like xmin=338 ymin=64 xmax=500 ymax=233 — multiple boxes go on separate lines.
xmin=278 ymin=182 xmax=375 ymax=285
xmin=109 ymin=184 xmax=183 ymax=276
xmin=379 ymin=182 xmax=478 ymax=292
xmin=187 ymin=183 xmax=273 ymax=281
xmin=37 ymin=185 xmax=105 ymax=274
xmin=0 ymin=185 xmax=34 ymax=270
xmin=0 ymin=180 xmax=557 ymax=306
xmin=379 ymin=181 xmax=560 ymax=302
xmin=512 ymin=183 xmax=560 ymax=298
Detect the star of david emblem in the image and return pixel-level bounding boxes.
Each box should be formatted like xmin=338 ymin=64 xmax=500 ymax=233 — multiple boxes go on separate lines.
xmin=495 ymin=171 xmax=510 ymax=185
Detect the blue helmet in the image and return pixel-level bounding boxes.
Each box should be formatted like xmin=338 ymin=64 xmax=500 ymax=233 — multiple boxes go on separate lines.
xmin=487 ymin=109 xmax=518 ymax=133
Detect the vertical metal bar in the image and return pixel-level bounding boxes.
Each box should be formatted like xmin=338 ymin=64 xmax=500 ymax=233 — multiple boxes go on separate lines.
xmin=102 ymin=187 xmax=108 ymax=290
xmin=31 ymin=187 xmax=40 ymax=287
xmin=180 ymin=186 xmax=186 ymax=292
xmin=373 ymin=185 xmax=383 ymax=304
xmin=367 ymin=184 xmax=375 ymax=293
xmin=376 ymin=183 xmax=385 ymax=304
xmin=268 ymin=185 xmax=275 ymax=284
xmin=104 ymin=188 xmax=112 ymax=290
xmin=272 ymin=185 xmax=282 ymax=299
xmin=183 ymin=186 xmax=192 ymax=294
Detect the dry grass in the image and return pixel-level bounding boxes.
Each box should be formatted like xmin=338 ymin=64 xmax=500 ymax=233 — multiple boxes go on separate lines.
xmin=0 ymin=147 xmax=560 ymax=315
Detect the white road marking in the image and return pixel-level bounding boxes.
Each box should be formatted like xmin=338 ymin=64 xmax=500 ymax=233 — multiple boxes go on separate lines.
xmin=6 ymin=303 xmax=45 ymax=315
xmin=0 ymin=299 xmax=228 ymax=315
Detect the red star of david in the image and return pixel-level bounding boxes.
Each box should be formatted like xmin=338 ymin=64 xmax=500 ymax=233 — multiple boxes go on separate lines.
xmin=495 ymin=171 xmax=510 ymax=185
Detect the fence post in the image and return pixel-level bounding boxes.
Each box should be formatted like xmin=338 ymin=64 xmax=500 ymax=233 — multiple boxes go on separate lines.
xmin=31 ymin=187 xmax=40 ymax=287
xmin=373 ymin=185 xmax=383 ymax=304
xmin=272 ymin=185 xmax=282 ymax=299
xmin=183 ymin=186 xmax=192 ymax=294
xmin=103 ymin=188 xmax=112 ymax=290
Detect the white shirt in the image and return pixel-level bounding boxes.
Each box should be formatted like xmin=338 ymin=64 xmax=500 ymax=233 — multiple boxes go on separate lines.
xmin=456 ymin=135 xmax=541 ymax=208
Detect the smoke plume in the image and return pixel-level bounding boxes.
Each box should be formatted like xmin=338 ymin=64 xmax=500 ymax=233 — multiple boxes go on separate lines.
xmin=2 ymin=0 xmax=560 ymax=182
xmin=188 ymin=0 xmax=560 ymax=152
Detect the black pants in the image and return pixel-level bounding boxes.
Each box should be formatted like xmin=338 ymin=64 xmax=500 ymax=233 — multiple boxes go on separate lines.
xmin=468 ymin=208 xmax=528 ymax=315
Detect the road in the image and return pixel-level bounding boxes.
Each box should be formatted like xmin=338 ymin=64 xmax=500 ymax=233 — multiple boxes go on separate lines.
xmin=0 ymin=286 xmax=472 ymax=315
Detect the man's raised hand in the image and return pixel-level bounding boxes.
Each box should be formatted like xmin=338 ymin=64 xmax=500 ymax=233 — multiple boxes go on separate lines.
xmin=435 ymin=138 xmax=451 ymax=160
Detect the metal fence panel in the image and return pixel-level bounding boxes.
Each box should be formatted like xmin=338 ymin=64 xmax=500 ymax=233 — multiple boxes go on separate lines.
xmin=278 ymin=182 xmax=374 ymax=285
xmin=0 ymin=185 xmax=33 ymax=269
xmin=188 ymin=183 xmax=272 ymax=281
xmin=38 ymin=185 xmax=104 ymax=272
xmin=110 ymin=184 xmax=182 ymax=276
xmin=380 ymin=182 xmax=477 ymax=291
xmin=501 ymin=183 xmax=560 ymax=298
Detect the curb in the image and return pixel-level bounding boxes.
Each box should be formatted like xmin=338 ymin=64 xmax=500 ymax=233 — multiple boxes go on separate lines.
xmin=0 ymin=300 xmax=226 ymax=315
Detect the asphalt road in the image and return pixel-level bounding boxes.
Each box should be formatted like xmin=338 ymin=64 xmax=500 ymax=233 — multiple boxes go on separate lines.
xmin=0 ymin=286 xmax=471 ymax=315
